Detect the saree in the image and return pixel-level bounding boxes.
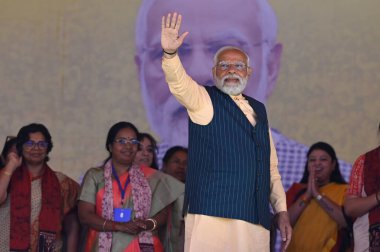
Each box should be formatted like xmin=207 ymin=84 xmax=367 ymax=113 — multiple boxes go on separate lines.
xmin=363 ymin=146 xmax=380 ymax=250
xmin=0 ymin=170 xmax=79 ymax=252
xmin=79 ymin=165 xmax=184 ymax=252
xmin=286 ymin=182 xmax=347 ymax=252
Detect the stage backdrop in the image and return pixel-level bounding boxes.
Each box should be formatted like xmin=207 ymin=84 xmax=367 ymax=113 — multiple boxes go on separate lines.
xmin=0 ymin=0 xmax=379 ymax=181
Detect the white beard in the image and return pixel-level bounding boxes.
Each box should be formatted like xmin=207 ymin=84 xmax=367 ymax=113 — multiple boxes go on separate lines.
xmin=214 ymin=74 xmax=248 ymax=95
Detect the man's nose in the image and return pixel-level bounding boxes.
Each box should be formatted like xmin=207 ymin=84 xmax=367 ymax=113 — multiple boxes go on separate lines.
xmin=227 ymin=67 xmax=237 ymax=74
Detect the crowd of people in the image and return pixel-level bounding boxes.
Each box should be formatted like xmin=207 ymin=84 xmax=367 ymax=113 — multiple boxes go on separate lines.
xmin=0 ymin=122 xmax=187 ymax=252
xmin=1 ymin=121 xmax=378 ymax=251
xmin=1 ymin=122 xmax=379 ymax=252
xmin=0 ymin=4 xmax=378 ymax=252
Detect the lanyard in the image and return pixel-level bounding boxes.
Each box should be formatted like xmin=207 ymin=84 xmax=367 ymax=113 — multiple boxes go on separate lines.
xmin=112 ymin=165 xmax=130 ymax=205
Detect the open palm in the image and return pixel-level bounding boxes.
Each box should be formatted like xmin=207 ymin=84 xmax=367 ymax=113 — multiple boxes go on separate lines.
xmin=161 ymin=13 xmax=188 ymax=53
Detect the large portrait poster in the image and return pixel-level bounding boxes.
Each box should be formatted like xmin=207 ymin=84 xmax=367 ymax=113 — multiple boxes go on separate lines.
xmin=0 ymin=0 xmax=379 ymax=183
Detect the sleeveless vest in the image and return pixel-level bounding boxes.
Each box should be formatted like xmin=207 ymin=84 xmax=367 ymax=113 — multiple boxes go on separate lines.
xmin=184 ymin=86 xmax=272 ymax=229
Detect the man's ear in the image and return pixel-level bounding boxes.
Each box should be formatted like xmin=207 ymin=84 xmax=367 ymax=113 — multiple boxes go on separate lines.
xmin=266 ymin=42 xmax=282 ymax=99
xmin=247 ymin=66 xmax=253 ymax=77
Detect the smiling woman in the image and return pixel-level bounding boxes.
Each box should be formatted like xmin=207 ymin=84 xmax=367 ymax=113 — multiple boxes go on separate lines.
xmin=78 ymin=121 xmax=184 ymax=252
xmin=134 ymin=133 xmax=159 ymax=170
xmin=0 ymin=123 xmax=80 ymax=252
xmin=286 ymin=142 xmax=351 ymax=251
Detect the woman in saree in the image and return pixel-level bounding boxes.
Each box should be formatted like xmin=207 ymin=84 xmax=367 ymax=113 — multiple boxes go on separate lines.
xmin=0 ymin=123 xmax=80 ymax=251
xmin=78 ymin=121 xmax=184 ymax=252
xmin=344 ymin=122 xmax=380 ymax=251
xmin=286 ymin=142 xmax=351 ymax=251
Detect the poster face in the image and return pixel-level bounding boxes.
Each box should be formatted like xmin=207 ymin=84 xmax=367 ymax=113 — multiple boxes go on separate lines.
xmin=0 ymin=0 xmax=379 ymax=182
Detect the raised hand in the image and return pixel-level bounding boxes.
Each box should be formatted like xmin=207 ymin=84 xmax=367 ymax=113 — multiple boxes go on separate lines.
xmin=161 ymin=12 xmax=189 ymax=54
xmin=5 ymin=152 xmax=22 ymax=172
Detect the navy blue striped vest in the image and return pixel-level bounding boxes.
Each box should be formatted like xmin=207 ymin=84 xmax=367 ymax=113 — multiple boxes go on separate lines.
xmin=184 ymin=86 xmax=271 ymax=229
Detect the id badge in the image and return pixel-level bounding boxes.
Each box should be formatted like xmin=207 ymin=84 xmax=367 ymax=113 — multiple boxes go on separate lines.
xmin=114 ymin=208 xmax=132 ymax=222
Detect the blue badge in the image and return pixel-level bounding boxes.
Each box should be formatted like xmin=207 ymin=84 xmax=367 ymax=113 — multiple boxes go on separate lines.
xmin=114 ymin=208 xmax=132 ymax=222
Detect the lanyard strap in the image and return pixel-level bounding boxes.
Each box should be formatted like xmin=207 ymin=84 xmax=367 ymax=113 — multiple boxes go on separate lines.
xmin=112 ymin=165 xmax=130 ymax=205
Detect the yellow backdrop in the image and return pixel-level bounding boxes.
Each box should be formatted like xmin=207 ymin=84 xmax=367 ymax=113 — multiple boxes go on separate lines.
xmin=0 ymin=0 xmax=379 ymax=181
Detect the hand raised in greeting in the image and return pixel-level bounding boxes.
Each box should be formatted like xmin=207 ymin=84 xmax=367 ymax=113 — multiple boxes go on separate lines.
xmin=161 ymin=12 xmax=189 ymax=55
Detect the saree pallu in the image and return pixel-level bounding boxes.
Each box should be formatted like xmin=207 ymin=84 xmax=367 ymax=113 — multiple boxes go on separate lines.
xmin=286 ymin=183 xmax=347 ymax=252
xmin=0 ymin=171 xmax=79 ymax=252
xmin=79 ymin=166 xmax=184 ymax=252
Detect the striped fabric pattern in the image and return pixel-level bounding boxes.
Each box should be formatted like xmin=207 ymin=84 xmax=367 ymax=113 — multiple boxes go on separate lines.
xmin=185 ymin=86 xmax=272 ymax=229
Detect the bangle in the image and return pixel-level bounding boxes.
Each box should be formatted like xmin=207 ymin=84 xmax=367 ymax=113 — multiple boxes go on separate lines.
xmin=102 ymin=219 xmax=107 ymax=232
xmin=147 ymin=218 xmax=157 ymax=231
xmin=163 ymin=49 xmax=177 ymax=55
xmin=2 ymin=171 xmax=12 ymax=176
xmin=315 ymin=194 xmax=323 ymax=201
xmin=376 ymin=192 xmax=380 ymax=205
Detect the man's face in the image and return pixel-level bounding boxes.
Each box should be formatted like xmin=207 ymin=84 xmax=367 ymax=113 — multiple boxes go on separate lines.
xmin=136 ymin=0 xmax=281 ymax=147
xmin=213 ymin=48 xmax=252 ymax=96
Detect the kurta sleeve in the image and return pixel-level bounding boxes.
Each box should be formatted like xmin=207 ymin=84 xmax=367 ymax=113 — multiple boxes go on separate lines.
xmin=268 ymin=130 xmax=287 ymax=213
xmin=162 ymin=54 xmax=213 ymax=125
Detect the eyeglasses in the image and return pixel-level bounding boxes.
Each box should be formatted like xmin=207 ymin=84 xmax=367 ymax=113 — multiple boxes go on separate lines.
xmin=114 ymin=138 xmax=140 ymax=146
xmin=216 ymin=61 xmax=247 ymax=71
xmin=23 ymin=140 xmax=49 ymax=150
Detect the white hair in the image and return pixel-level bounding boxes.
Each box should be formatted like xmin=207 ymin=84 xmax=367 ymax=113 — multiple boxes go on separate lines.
xmin=213 ymin=46 xmax=250 ymax=67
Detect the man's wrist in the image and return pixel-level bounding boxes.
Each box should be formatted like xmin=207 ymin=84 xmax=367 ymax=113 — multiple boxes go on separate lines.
xmin=163 ymin=54 xmax=176 ymax=59
xmin=163 ymin=49 xmax=177 ymax=55
xmin=162 ymin=49 xmax=177 ymax=59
